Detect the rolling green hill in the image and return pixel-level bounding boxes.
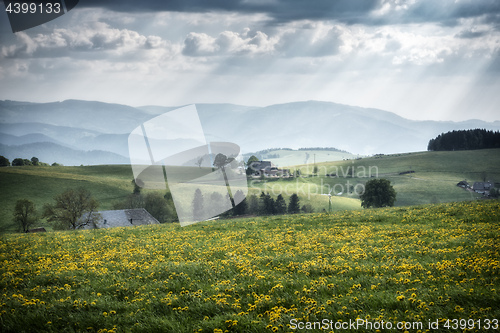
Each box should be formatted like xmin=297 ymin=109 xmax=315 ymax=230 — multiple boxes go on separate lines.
xmin=243 ymin=148 xmax=359 ymax=167
xmin=248 ymin=148 xmax=500 ymax=209
xmin=1 ymin=148 xmax=499 ymax=232
xmin=0 ymin=165 xmax=135 ymax=232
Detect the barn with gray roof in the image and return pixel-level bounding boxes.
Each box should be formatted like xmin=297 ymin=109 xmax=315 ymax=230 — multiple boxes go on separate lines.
xmin=81 ymin=208 xmax=159 ymax=229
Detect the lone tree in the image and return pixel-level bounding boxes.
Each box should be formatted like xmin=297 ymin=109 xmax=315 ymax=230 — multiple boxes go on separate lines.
xmin=13 ymin=199 xmax=38 ymax=232
xmin=360 ymin=179 xmax=396 ymax=208
xmin=233 ymin=190 xmax=247 ymax=216
xmin=192 ymin=188 xmax=204 ymax=220
xmin=246 ymin=155 xmax=259 ymax=175
xmin=260 ymin=192 xmax=275 ymax=215
xmin=313 ymin=165 xmax=319 ymax=177
xmin=43 ymin=188 xmax=99 ymax=230
xmin=213 ymin=153 xmax=236 ymax=208
xmin=288 ymin=193 xmax=300 ymax=214
xmin=195 ymin=156 xmax=204 ymax=168
xmin=275 ymin=194 xmax=287 ymax=215
xmin=132 ymin=178 xmax=142 ymax=195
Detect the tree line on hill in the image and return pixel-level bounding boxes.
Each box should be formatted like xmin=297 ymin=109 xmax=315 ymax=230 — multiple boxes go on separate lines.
xmin=0 ymin=155 xmax=62 ymax=167
xmin=12 ymin=186 xmax=311 ymax=232
xmin=192 ymin=190 xmax=312 ymax=219
xmin=13 ymin=178 xmax=397 ymax=232
xmin=192 ymin=177 xmax=396 ymax=219
xmin=427 ymin=129 xmax=500 ymax=151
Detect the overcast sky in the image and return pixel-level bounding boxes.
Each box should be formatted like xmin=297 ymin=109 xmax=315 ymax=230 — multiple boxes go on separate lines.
xmin=0 ymin=0 xmax=499 ymax=121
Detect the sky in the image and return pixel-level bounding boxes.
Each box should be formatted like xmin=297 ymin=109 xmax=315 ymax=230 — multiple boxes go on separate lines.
xmin=0 ymin=0 xmax=499 ymax=122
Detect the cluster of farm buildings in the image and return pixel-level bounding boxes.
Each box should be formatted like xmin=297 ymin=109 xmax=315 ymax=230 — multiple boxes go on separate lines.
xmin=457 ymin=180 xmax=497 ymax=196
xmin=246 ymin=160 xmax=291 ymax=177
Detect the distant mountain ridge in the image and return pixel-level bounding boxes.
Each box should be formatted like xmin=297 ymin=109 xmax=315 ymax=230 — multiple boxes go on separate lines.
xmin=0 ymin=133 xmax=67 ymax=147
xmin=0 ymin=100 xmax=152 ymax=134
xmin=0 ymin=142 xmax=129 ymax=166
xmin=1 ymin=99 xmax=499 ymax=165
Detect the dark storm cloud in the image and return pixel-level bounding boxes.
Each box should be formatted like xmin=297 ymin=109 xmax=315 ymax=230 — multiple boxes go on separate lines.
xmin=80 ymin=0 xmax=380 ymax=23
xmin=78 ymin=0 xmax=379 ymax=24
xmin=78 ymin=0 xmax=500 ymax=26
xmin=400 ymin=0 xmax=500 ymax=26
xmin=455 ymin=29 xmax=488 ymax=39
xmin=258 ymin=0 xmax=380 ymax=24
xmin=449 ymin=0 xmax=500 ymax=20
xmin=79 ymin=0 xmax=248 ymax=14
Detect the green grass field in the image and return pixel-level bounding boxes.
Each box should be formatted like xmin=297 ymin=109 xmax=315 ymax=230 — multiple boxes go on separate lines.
xmin=246 ymin=149 xmax=359 ymax=168
xmin=0 ymin=165 xmax=135 ymax=232
xmin=255 ymin=148 xmax=500 ymax=208
xmin=1 ymin=149 xmax=499 ymax=232
xmin=0 ymin=200 xmax=499 ymax=332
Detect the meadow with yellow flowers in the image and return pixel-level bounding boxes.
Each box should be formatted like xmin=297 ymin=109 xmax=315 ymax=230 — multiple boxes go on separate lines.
xmin=1 ymin=200 xmax=499 ymax=332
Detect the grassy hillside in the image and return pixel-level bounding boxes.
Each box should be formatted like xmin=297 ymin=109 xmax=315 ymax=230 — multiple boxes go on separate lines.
xmin=0 ymin=200 xmax=498 ymax=332
xmin=0 ymin=164 xmax=359 ymax=232
xmin=0 ymin=165 xmax=135 ymax=232
xmin=1 ymin=149 xmax=499 ymax=232
xmin=244 ymin=148 xmax=359 ymax=167
xmin=256 ymin=148 xmax=500 ymax=208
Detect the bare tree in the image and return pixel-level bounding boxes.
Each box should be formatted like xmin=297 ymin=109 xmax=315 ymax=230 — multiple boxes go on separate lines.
xmin=195 ymin=156 xmax=204 ymax=168
xmin=13 ymin=199 xmax=38 ymax=232
xmin=43 ymin=188 xmax=100 ymax=230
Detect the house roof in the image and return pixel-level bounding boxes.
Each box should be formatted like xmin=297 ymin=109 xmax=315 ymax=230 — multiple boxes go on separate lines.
xmin=472 ymin=182 xmax=493 ymax=191
xmin=249 ymin=160 xmax=275 ymax=171
xmin=81 ymin=208 xmax=160 ymax=229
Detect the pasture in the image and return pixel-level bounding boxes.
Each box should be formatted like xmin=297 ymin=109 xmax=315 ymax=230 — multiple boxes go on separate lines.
xmin=0 ymin=200 xmax=499 ymax=332
xmin=253 ymin=148 xmax=500 ymax=208
xmin=1 ymin=149 xmax=499 ymax=232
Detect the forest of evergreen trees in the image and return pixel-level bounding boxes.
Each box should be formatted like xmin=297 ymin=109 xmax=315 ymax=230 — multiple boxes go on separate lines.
xmin=192 ymin=190 xmax=314 ymax=219
xmin=427 ymin=129 xmax=500 ymax=151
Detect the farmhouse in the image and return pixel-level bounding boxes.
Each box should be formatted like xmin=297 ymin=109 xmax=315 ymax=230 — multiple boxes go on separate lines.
xmin=248 ymin=160 xmax=290 ymax=177
xmin=81 ymin=208 xmax=160 ymax=229
xmin=248 ymin=160 xmax=274 ymax=175
xmin=472 ymin=181 xmax=494 ymax=194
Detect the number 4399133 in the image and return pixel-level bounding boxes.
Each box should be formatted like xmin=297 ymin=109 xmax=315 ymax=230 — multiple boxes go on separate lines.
xmin=444 ymin=319 xmax=498 ymax=330
xmin=5 ymin=2 xmax=61 ymax=14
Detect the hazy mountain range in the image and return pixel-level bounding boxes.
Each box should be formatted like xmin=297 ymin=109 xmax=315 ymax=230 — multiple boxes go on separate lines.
xmin=1 ymin=99 xmax=499 ymax=166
